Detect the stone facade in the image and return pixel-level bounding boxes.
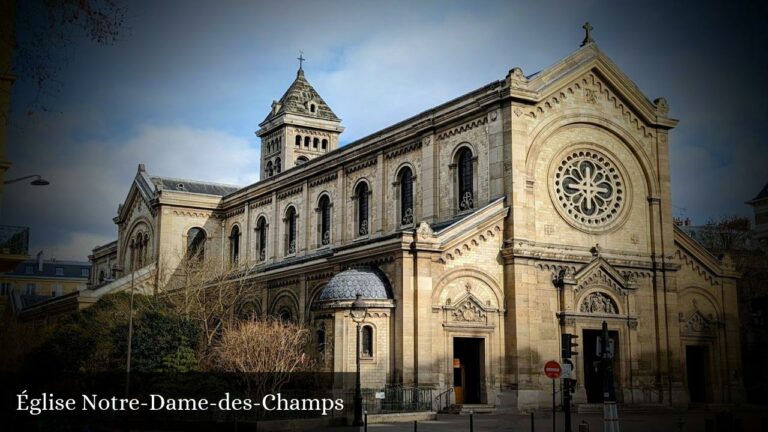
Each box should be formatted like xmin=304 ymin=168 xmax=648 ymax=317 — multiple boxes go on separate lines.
xmin=84 ymin=40 xmax=743 ymax=409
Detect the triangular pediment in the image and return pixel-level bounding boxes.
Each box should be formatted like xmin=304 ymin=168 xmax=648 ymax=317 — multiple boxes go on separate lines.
xmin=115 ymin=167 xmax=157 ymax=224
xmin=673 ymin=226 xmax=740 ymax=286
xmin=446 ymin=293 xmax=492 ymax=324
xmin=680 ymin=309 xmax=716 ymax=335
xmin=571 ymin=257 xmax=632 ymax=297
xmin=512 ymin=43 xmax=677 ymax=133
xmin=416 ymin=198 xmax=508 ymax=264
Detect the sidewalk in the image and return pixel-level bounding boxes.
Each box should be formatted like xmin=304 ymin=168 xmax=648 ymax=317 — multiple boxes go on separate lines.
xmin=328 ymin=409 xmax=766 ymax=432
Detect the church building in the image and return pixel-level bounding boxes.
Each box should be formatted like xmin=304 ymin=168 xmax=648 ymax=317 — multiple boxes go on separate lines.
xmin=73 ymin=30 xmax=744 ymax=409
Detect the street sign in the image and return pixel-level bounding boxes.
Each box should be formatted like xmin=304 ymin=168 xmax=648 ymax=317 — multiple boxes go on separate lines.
xmin=375 ymin=392 xmax=386 ymax=399
xmin=597 ymin=336 xmax=615 ymax=358
xmin=544 ymin=360 xmax=562 ymax=379
xmin=562 ymin=359 xmax=573 ymax=379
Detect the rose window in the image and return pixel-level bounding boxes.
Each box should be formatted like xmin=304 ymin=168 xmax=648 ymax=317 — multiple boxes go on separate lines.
xmin=552 ymin=149 xmax=626 ymax=230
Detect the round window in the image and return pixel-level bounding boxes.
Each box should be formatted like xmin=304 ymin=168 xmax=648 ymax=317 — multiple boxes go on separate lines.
xmin=551 ymin=148 xmax=629 ymax=232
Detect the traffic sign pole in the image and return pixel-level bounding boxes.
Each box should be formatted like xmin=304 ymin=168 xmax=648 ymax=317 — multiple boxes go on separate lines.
xmin=543 ymin=360 xmax=562 ymax=432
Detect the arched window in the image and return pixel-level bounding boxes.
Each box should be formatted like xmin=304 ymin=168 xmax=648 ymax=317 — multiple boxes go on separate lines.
xmin=295 ymin=135 xmax=302 ymax=147
xmin=187 ymin=227 xmax=206 ymax=260
xmin=317 ymin=325 xmax=326 ymax=353
xmin=129 ymin=238 xmax=137 ymax=270
xmin=229 ymin=225 xmax=241 ymax=264
xmin=142 ymin=233 xmax=150 ymax=265
xmin=310 ymin=104 xmax=316 ymax=113
xmin=355 ymin=182 xmax=369 ymax=236
xmin=321 ymin=139 xmax=328 ymax=150
xmin=266 ymin=161 xmax=274 ymax=177
xmin=313 ymin=137 xmax=319 ymax=148
xmin=285 ymin=207 xmax=297 ymax=255
xmin=275 ymin=157 xmax=282 ymax=174
xmin=99 ymin=270 xmax=105 ymax=283
xmin=361 ymin=325 xmax=373 ymax=357
xmin=256 ymin=217 xmax=267 ymax=261
xmin=278 ymin=307 xmax=293 ymax=323
xmin=399 ymin=167 xmax=414 ymax=226
xmin=318 ymin=195 xmax=331 ymax=246
xmin=296 ymin=156 xmax=309 ymax=165
xmin=304 ymin=136 xmax=310 ymax=147
xmin=457 ymin=148 xmax=474 ymax=211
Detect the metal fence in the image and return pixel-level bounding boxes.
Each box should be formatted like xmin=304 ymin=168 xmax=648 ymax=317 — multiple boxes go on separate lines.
xmin=0 ymin=225 xmax=29 ymax=255
xmin=337 ymin=387 xmax=434 ymax=414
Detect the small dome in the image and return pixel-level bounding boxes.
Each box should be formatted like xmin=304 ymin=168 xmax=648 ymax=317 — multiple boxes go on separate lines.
xmin=317 ymin=267 xmax=392 ymax=302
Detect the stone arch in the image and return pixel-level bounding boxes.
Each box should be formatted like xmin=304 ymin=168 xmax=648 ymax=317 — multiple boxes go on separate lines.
xmin=306 ymin=281 xmax=328 ymax=317
xmin=392 ymin=161 xmax=417 ymax=183
xmin=449 ymin=141 xmax=476 ymax=161
xmin=432 ymin=266 xmax=502 ymax=310
xmin=123 ymin=217 xmax=154 ymax=268
xmin=678 ymin=286 xmax=722 ymax=320
xmin=238 ymin=299 xmax=262 ymax=319
xmin=254 ymin=212 xmax=270 ymax=226
xmin=351 ymin=177 xmax=372 ymax=193
xmin=525 ymin=110 xmax=659 ymax=197
xmin=270 ymin=289 xmax=300 ymax=321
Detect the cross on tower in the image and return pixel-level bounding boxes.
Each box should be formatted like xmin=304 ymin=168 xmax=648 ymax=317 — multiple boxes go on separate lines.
xmin=581 ymin=22 xmax=594 ymax=47
xmin=297 ymin=51 xmax=306 ymax=70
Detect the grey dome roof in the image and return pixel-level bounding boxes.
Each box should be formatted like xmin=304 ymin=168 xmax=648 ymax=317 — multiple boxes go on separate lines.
xmin=317 ymin=267 xmax=392 ymax=302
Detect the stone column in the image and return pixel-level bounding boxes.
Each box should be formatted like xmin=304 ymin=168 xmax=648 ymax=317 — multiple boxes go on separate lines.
xmin=396 ymin=250 xmax=416 ymax=385
xmin=420 ymin=133 xmax=437 ymax=224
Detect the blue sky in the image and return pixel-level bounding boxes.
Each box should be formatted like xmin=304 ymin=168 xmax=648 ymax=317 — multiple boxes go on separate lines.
xmin=2 ymin=0 xmax=767 ymax=260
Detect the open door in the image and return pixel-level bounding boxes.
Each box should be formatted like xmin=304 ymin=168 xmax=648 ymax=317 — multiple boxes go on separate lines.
xmin=453 ymin=337 xmax=483 ymax=404
xmin=686 ymin=345 xmax=711 ymax=403
xmin=453 ymin=361 xmax=465 ymax=404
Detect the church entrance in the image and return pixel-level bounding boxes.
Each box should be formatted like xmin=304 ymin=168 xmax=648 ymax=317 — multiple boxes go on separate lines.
xmin=583 ymin=329 xmax=619 ymax=403
xmin=685 ymin=345 xmax=711 ymax=403
xmin=453 ymin=337 xmax=484 ymax=404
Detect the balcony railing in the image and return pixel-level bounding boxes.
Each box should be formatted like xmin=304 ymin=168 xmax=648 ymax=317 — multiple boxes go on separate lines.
xmin=0 ymin=225 xmax=29 ymax=255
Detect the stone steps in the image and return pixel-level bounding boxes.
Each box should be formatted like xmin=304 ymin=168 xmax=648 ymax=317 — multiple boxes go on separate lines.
xmin=446 ymin=404 xmax=497 ymax=415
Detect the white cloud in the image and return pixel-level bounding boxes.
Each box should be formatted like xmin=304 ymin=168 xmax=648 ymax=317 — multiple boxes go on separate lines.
xmin=3 ymin=118 xmax=259 ymax=260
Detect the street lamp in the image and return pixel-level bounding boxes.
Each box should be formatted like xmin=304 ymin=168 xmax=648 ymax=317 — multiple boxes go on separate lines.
xmin=350 ymin=293 xmax=368 ymax=427
xmin=4 ymin=174 xmax=50 ymax=186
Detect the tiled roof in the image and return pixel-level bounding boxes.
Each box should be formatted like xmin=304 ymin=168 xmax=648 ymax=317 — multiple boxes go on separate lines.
xmin=151 ymin=177 xmax=240 ymax=196
xmin=263 ymin=69 xmax=340 ymax=123
xmin=317 ymin=267 xmax=392 ymax=302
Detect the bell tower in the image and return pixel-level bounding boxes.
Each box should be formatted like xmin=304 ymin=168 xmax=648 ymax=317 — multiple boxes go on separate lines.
xmin=257 ymin=60 xmax=344 ymax=180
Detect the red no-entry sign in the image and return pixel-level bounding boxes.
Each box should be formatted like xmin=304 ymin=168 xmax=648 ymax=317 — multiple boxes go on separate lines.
xmin=543 ymin=360 xmax=562 ymax=379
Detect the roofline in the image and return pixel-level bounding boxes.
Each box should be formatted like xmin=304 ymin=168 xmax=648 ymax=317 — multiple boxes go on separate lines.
xmin=225 ymin=78 xmax=503 ymax=202
xmin=151 ymin=176 xmax=242 ymax=190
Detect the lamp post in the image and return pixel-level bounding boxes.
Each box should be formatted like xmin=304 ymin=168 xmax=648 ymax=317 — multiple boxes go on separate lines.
xmin=3 ymin=174 xmax=50 ymax=186
xmin=350 ymin=293 xmax=368 ymax=427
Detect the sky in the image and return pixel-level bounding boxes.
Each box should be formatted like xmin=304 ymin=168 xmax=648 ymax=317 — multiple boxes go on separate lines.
xmin=2 ymin=0 xmax=767 ymax=261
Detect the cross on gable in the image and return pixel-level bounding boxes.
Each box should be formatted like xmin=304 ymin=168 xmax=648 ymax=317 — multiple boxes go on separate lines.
xmin=581 ymin=22 xmax=594 ymax=47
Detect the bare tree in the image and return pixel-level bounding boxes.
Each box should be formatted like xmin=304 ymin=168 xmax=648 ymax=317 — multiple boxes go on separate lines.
xmin=211 ymin=316 xmax=314 ymax=396
xmin=4 ymin=0 xmax=128 ymax=117
xmin=696 ymin=215 xmax=752 ymax=253
xmin=157 ymin=253 xmax=259 ymax=348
